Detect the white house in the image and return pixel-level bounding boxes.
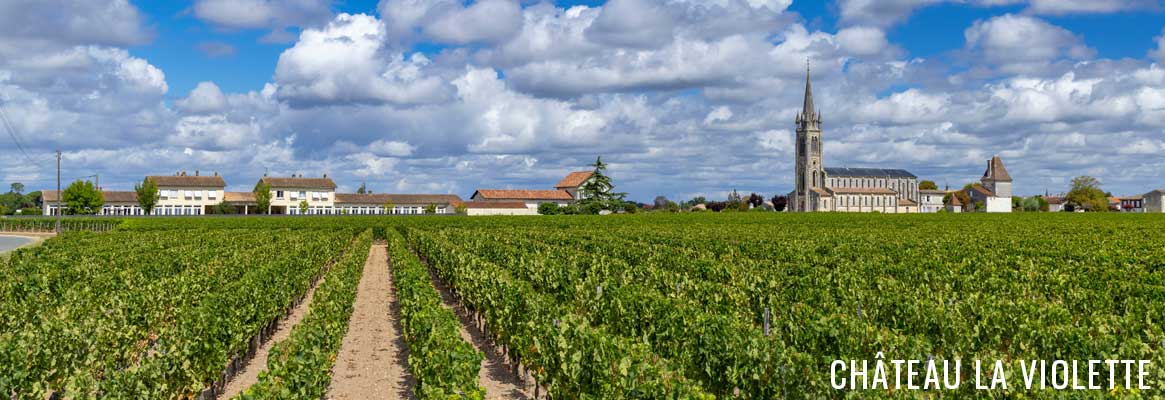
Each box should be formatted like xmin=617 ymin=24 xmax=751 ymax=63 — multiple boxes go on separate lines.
xmin=1143 ymin=190 xmax=1165 ymax=212
xmin=462 ymin=201 xmax=538 ymax=216
xmin=469 ymin=189 xmax=573 ymax=210
xmin=919 ymin=189 xmax=948 ymax=213
xmin=149 ymin=172 xmax=227 ymax=216
xmin=258 ymin=175 xmax=337 ymax=215
xmin=42 ymin=190 xmax=141 ymax=216
xmin=333 ymin=193 xmax=462 ymax=215
xmin=967 ymin=156 xmax=1013 ymax=213
xmin=554 ymin=171 xmax=594 ymax=200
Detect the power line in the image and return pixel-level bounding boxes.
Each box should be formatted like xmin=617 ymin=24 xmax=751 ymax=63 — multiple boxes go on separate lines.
xmin=0 ymin=98 xmax=51 ymax=166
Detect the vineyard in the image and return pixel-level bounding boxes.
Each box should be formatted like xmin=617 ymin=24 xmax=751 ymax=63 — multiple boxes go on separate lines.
xmin=1 ymin=213 xmax=1163 ymax=398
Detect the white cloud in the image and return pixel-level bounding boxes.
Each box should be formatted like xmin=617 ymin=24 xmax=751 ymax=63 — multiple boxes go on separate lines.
xmin=193 ymin=0 xmax=334 ymax=34
xmin=274 ymin=13 xmax=451 ymax=107
xmin=176 ymin=82 xmax=228 ymax=114
xmin=0 ymin=0 xmax=150 ymax=49
xmin=964 ymin=14 xmax=1094 ymax=73
xmin=378 ymin=0 xmax=523 ymax=45
xmin=837 ymin=26 xmax=891 ymax=56
xmin=1150 ymin=29 xmax=1165 ymax=62
xmin=585 ymin=0 xmax=676 ymax=49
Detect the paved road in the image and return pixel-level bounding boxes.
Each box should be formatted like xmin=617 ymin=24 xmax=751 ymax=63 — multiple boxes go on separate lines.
xmin=0 ymin=235 xmax=33 ymax=252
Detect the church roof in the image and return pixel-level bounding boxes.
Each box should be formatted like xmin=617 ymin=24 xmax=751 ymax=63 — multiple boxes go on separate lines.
xmin=824 ymin=167 xmax=917 ymax=178
xmin=981 ymin=156 xmax=1012 ymax=182
xmin=828 ymin=187 xmax=896 ymax=195
xmin=810 ymin=187 xmax=832 ymax=196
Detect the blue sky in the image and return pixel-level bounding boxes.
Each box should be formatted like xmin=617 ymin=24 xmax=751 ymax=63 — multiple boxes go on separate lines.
xmin=2 ymin=0 xmax=1165 ymax=202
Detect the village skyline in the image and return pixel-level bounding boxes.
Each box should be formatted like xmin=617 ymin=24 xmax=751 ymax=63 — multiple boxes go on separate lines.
xmin=2 ymin=0 xmax=1165 ymax=203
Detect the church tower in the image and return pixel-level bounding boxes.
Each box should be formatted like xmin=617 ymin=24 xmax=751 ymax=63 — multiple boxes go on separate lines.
xmin=794 ymin=62 xmax=824 ymax=211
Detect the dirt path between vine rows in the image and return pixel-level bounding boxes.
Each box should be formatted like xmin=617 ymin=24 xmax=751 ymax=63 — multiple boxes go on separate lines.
xmin=427 ymin=267 xmax=533 ymax=400
xmin=325 ymin=243 xmax=415 ymax=400
xmin=218 ymin=264 xmax=330 ymax=399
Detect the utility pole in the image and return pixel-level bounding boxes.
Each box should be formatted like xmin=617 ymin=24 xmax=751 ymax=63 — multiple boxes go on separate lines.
xmin=55 ymin=150 xmax=61 ymax=233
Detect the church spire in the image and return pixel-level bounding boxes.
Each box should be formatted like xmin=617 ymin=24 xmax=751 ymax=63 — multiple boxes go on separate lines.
xmin=802 ymin=59 xmax=815 ymax=118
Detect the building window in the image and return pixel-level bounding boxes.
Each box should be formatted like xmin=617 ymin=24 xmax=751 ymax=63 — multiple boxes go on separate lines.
xmin=276 ymin=191 xmax=284 ymax=199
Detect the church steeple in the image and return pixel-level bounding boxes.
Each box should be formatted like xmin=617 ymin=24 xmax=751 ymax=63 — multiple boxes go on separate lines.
xmin=797 ymin=59 xmax=821 ymax=125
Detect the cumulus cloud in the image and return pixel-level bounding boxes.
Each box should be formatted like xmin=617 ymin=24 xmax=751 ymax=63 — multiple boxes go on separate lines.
xmin=964 ymin=14 xmax=1094 ymax=74
xmin=1151 ymin=29 xmax=1165 ymax=62
xmin=585 ymin=0 xmax=676 ymax=49
xmin=274 ymin=13 xmax=451 ymax=107
xmin=193 ymin=0 xmax=334 ymax=40
xmin=0 ymin=0 xmax=150 ymax=49
xmin=378 ymin=0 xmax=523 ymax=45
xmin=176 ymin=82 xmax=228 ymax=114
xmin=836 ymin=26 xmax=891 ymax=56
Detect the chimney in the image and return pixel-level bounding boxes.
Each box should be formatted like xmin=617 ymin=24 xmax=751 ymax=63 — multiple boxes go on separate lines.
xmin=195 ymin=170 xmax=200 ymax=176
xmin=213 ymin=171 xmax=218 ymax=177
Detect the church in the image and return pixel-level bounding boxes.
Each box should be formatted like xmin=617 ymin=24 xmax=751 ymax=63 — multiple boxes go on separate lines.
xmin=787 ymin=67 xmax=920 ymax=213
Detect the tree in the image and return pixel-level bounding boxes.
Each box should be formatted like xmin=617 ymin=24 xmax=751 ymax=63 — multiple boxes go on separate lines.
xmin=423 ymin=203 xmax=437 ymax=214
xmin=538 ymin=202 xmax=562 ymax=215
xmin=748 ymin=193 xmax=764 ymax=209
xmin=62 ymin=180 xmax=103 ymax=215
xmin=134 ymin=177 xmax=160 ymax=215
xmin=253 ymin=181 xmax=272 ymax=214
xmin=383 ymin=201 xmax=395 ymax=214
xmin=653 ymin=196 xmax=671 ymax=209
xmin=0 ymin=204 xmax=6 ymax=215
xmin=356 ymin=182 xmax=368 ymax=194
xmin=771 ymin=195 xmax=787 ymax=212
xmin=1012 ymin=196 xmax=1023 ymax=211
xmin=298 ymin=200 xmax=309 ymax=215
xmin=576 ymin=156 xmax=627 ymax=211
xmin=454 ymin=203 xmax=467 ymax=214
xmin=10 ymin=182 xmax=24 ymax=195
xmin=1066 ymin=175 xmax=1108 ymax=212
xmin=212 ymin=201 xmax=236 ymax=215
xmin=682 ymin=196 xmax=707 ymax=208
xmin=918 ymin=180 xmax=937 ymax=190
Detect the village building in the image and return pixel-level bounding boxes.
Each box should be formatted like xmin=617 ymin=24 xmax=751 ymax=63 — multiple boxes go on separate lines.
xmin=469 ymin=189 xmax=573 ymax=210
xmin=43 ymin=190 xmax=141 ymax=216
xmin=1143 ymin=190 xmax=1165 ymax=212
xmin=786 ymin=66 xmax=921 ymax=213
xmin=919 ymin=189 xmax=948 ymax=213
xmin=149 ymin=172 xmax=227 ymax=215
xmin=332 ymin=194 xmax=462 ymax=215
xmin=1045 ymin=196 xmax=1066 ymax=212
xmin=554 ymin=171 xmax=595 ymax=200
xmin=945 ymin=193 xmax=963 ymax=213
xmin=964 ymin=156 xmax=1013 ymax=213
xmin=257 ymin=175 xmax=337 ymax=215
xmin=1119 ymin=195 xmax=1146 ymax=212
xmin=461 ymin=201 xmax=538 ymax=216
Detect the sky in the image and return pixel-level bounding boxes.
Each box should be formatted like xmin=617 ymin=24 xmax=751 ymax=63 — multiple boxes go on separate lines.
xmin=1 ymin=0 xmax=1164 ymax=203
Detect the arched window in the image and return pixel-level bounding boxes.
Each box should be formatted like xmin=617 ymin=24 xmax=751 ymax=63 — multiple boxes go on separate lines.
xmin=811 ymin=137 xmax=819 ymax=154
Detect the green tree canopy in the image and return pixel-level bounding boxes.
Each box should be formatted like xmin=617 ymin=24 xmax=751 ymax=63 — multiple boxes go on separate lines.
xmin=253 ymin=181 xmax=272 ymax=214
xmin=63 ymin=180 xmax=103 ymax=215
xmin=918 ymin=180 xmax=937 ymax=190
xmin=299 ymin=200 xmax=309 ymax=215
xmin=134 ymin=177 xmax=160 ymax=215
xmin=1066 ymin=175 xmax=1108 ymax=212
xmin=10 ymin=182 xmax=24 ymax=195
xmin=576 ymin=156 xmax=627 ymax=211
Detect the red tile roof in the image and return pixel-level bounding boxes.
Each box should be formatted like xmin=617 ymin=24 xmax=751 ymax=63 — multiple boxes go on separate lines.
xmin=948 ymin=195 xmax=963 ymax=206
xmin=969 ymin=185 xmax=994 ymax=197
xmin=148 ymin=175 xmax=226 ymax=188
xmin=1044 ymin=196 xmax=1064 ymax=205
xmin=554 ymin=171 xmax=593 ymax=189
xmin=981 ymin=156 xmax=1013 ymax=182
xmin=471 ymin=189 xmax=573 ymax=201
xmin=224 ymin=192 xmax=257 ymax=203
xmin=898 ymin=198 xmax=918 ymax=206
xmin=809 ymin=187 xmax=832 ymax=196
xmin=462 ymin=201 xmax=528 ymax=209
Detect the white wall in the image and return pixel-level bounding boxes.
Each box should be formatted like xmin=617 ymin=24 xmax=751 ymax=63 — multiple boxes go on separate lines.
xmin=985 ymin=196 xmax=1012 ymax=213
xmin=467 ymin=208 xmax=539 ymax=216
